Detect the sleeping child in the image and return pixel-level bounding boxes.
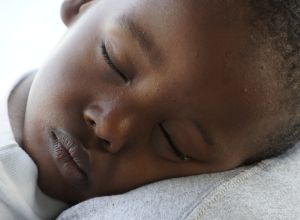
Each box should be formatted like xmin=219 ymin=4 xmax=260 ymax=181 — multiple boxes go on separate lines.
xmin=2 ymin=0 xmax=300 ymax=219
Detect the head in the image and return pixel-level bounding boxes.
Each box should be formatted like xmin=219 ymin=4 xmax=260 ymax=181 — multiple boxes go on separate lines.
xmin=22 ymin=0 xmax=299 ymax=203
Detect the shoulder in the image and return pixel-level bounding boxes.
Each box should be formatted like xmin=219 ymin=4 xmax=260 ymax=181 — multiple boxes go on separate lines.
xmin=186 ymin=144 xmax=300 ymax=220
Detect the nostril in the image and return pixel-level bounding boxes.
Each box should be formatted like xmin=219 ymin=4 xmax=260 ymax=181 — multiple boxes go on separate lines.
xmin=86 ymin=118 xmax=96 ymax=128
xmin=102 ymin=139 xmax=111 ymax=151
xmin=95 ymin=138 xmax=111 ymax=153
xmin=103 ymin=139 xmax=110 ymax=146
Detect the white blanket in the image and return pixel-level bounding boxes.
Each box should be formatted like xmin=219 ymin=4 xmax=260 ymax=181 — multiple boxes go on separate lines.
xmin=57 ymin=141 xmax=300 ymax=219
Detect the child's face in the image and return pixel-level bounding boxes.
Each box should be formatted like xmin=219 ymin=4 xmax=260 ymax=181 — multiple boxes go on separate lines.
xmin=23 ymin=0 xmax=283 ymax=202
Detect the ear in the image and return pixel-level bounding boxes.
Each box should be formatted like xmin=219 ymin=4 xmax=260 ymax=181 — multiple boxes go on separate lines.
xmin=60 ymin=0 xmax=94 ymax=27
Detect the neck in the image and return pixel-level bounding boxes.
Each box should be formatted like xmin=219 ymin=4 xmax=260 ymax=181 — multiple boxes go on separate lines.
xmin=8 ymin=72 xmax=36 ymax=146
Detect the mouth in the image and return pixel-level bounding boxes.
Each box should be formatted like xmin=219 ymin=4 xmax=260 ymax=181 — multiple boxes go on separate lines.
xmin=48 ymin=128 xmax=90 ymax=187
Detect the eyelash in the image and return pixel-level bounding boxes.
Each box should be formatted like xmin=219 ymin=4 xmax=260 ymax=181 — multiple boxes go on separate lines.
xmin=159 ymin=125 xmax=190 ymax=161
xmin=101 ymin=43 xmax=129 ymax=83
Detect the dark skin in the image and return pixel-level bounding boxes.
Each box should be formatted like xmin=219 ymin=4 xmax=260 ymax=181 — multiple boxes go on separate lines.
xmin=8 ymin=0 xmax=286 ymax=203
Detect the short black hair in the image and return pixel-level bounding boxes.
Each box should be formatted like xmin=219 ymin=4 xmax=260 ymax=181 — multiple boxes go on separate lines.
xmin=250 ymin=0 xmax=300 ymax=90
xmin=244 ymin=0 xmax=300 ymax=164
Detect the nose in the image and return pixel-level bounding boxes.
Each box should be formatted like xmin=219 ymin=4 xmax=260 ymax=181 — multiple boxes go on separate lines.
xmin=83 ymin=102 xmax=143 ymax=154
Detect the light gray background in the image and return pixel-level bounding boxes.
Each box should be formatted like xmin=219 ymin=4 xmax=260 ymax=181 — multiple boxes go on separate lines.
xmin=0 ymin=0 xmax=66 ymax=93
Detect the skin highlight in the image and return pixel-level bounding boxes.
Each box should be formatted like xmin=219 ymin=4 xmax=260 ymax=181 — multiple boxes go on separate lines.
xmin=8 ymin=0 xmax=287 ymax=203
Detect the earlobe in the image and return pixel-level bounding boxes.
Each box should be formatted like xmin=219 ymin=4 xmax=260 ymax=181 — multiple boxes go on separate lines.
xmin=60 ymin=0 xmax=94 ymax=27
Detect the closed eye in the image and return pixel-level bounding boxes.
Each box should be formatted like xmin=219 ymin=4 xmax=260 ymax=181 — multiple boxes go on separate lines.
xmin=101 ymin=43 xmax=129 ymax=83
xmin=159 ymin=124 xmax=190 ymax=161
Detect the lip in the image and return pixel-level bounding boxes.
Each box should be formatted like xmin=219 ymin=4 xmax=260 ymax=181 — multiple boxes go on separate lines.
xmin=48 ymin=128 xmax=90 ymax=186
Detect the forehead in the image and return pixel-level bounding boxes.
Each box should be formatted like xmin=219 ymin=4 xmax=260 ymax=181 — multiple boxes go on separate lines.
xmin=98 ymin=0 xmax=251 ymax=46
xmin=98 ymin=1 xmax=281 ymax=108
xmin=91 ymin=0 xmax=268 ymax=97
xmin=100 ymin=0 xmax=248 ymax=66
xmin=114 ymin=0 xmax=254 ymax=80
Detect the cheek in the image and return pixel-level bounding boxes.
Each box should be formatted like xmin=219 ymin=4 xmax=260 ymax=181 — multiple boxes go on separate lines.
xmin=28 ymin=37 xmax=100 ymax=112
xmin=24 ymin=55 xmax=91 ymax=139
xmin=210 ymin=89 xmax=254 ymax=129
xmin=185 ymin=71 xmax=266 ymax=146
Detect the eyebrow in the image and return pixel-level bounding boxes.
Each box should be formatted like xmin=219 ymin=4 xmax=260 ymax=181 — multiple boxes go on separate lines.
xmin=116 ymin=15 xmax=163 ymax=67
